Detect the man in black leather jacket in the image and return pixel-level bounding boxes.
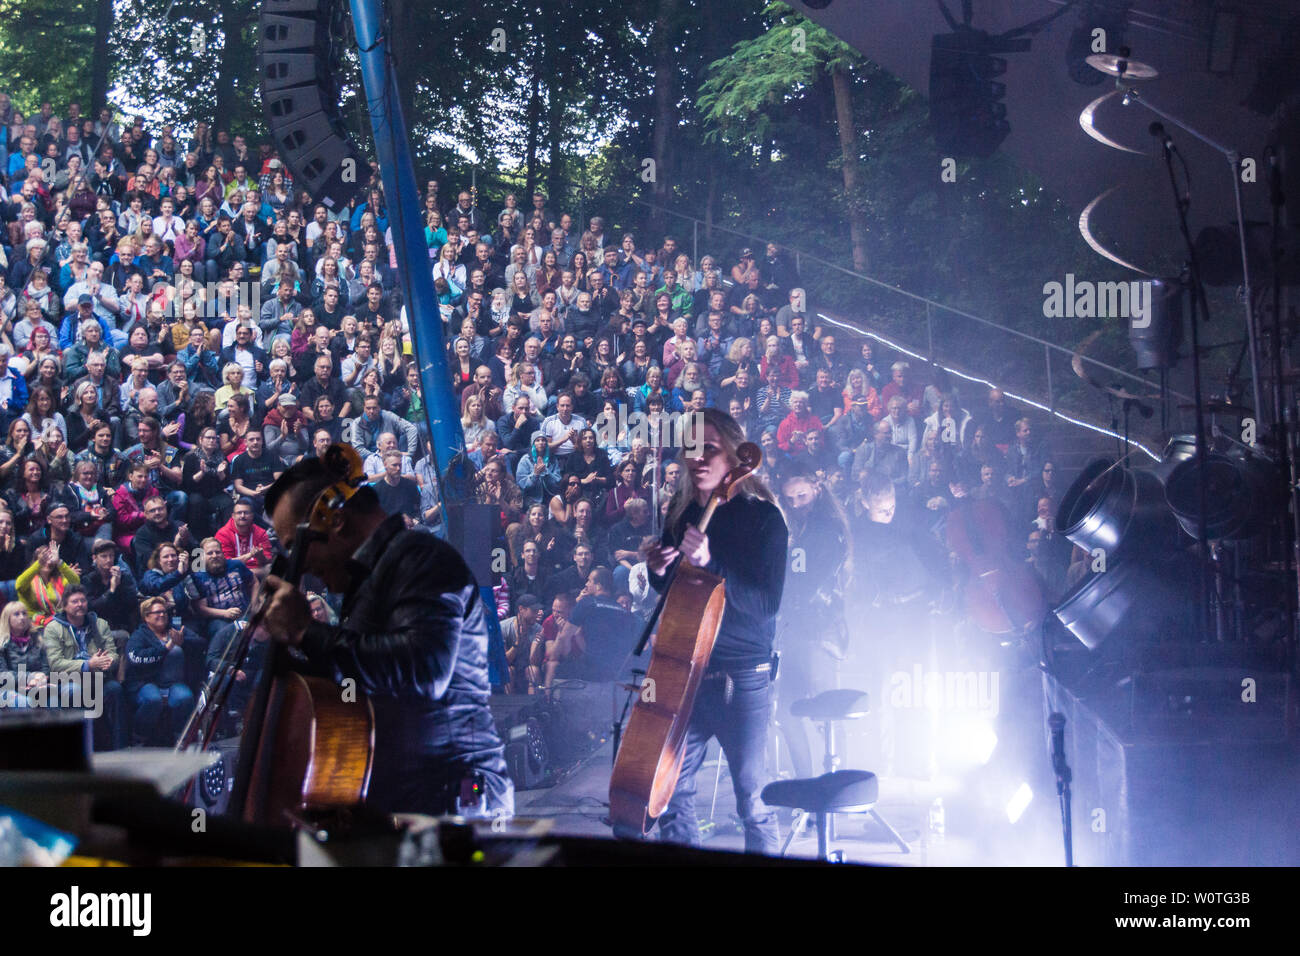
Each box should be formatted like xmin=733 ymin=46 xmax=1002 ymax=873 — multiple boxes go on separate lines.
xmin=258 ymin=454 xmax=513 ymax=818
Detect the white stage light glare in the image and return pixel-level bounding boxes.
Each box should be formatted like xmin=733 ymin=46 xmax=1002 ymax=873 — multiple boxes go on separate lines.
xmin=1005 ymin=782 xmax=1033 ymax=823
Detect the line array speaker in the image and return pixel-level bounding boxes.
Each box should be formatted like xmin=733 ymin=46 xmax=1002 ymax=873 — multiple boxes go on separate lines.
xmin=257 ymin=0 xmax=367 ymax=210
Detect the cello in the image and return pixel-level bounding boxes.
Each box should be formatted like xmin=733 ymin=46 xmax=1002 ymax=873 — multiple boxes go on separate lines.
xmin=608 ymin=442 xmax=761 ymax=836
xmin=177 ymin=443 xmax=375 ymax=826
xmin=945 ymin=494 xmax=1045 ymax=636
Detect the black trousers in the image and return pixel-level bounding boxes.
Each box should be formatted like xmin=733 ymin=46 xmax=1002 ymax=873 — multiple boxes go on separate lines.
xmin=656 ymin=665 xmax=779 ymax=855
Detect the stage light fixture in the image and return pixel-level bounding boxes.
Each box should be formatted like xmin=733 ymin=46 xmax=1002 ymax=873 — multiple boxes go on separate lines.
xmin=1164 ymin=448 xmax=1283 ymax=542
xmin=930 ymin=28 xmax=1024 ymax=158
xmin=1053 ymin=457 xmax=1197 ymax=651
xmin=1056 ymin=458 xmax=1179 ymax=561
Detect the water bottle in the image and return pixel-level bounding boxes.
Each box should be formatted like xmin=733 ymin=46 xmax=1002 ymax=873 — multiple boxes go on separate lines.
xmin=928 ymin=797 xmax=946 ymax=845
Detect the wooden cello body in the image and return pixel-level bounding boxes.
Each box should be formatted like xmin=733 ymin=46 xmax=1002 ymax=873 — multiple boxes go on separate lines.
xmin=237 ymin=667 xmax=375 ymax=826
xmin=609 ymin=563 xmax=726 ymax=833
xmin=180 ymin=444 xmax=376 ymax=827
xmin=608 ymin=443 xmax=761 ymax=835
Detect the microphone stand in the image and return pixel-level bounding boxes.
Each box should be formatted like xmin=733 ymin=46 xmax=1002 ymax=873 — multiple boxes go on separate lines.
xmin=1118 ymin=81 xmax=1264 ymax=421
xmin=1154 ymin=127 xmax=1215 ymax=640
xmin=1049 ymin=712 xmax=1074 ymax=867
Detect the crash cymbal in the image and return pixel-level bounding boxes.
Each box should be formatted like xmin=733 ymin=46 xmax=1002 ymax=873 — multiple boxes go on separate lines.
xmin=1177 ymin=401 xmax=1253 ymax=416
xmin=1086 ymin=53 xmax=1158 ymax=79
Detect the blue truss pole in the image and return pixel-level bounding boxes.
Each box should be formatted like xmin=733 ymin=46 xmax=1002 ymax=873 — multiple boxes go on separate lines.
xmin=350 ymin=0 xmax=507 ymax=687
xmin=349 ymin=0 xmax=464 ymax=475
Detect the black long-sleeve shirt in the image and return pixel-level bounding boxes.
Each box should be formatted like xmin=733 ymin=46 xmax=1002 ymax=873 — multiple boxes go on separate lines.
xmin=649 ymin=494 xmax=788 ymax=671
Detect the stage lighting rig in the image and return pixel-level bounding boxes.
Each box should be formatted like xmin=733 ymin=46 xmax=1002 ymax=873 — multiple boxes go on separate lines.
xmin=929 ymin=0 xmax=1075 ymax=157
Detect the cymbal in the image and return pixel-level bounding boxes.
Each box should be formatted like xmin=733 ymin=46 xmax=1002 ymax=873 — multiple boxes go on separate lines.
xmin=1110 ymin=386 xmax=1159 ymax=402
xmin=1177 ymin=401 xmax=1253 ymax=416
xmin=1070 ymin=332 xmax=1161 ymax=403
xmin=1086 ymin=53 xmax=1158 ymax=79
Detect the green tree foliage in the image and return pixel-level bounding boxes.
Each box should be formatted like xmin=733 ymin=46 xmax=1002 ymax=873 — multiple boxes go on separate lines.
xmin=0 ymin=0 xmax=96 ymax=115
xmin=697 ymin=1 xmax=857 ymax=152
xmin=109 ymin=0 xmax=261 ymax=134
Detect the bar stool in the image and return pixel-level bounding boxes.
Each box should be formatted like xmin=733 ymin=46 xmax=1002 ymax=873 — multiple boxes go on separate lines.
xmin=766 ymin=689 xmax=911 ymax=858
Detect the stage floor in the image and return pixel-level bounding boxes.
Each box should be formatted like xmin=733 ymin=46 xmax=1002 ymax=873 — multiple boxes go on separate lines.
xmin=513 ymin=737 xmax=977 ymax=865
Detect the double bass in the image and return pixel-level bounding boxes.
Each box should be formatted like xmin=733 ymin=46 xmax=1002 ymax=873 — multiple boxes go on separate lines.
xmin=608 ymin=443 xmax=761 ymax=835
xmin=177 ymin=444 xmax=375 ymax=826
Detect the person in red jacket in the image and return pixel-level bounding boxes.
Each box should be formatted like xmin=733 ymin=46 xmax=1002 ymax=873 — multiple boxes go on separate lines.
xmin=776 ymin=391 xmax=824 ymax=453
xmin=758 ymin=334 xmax=799 ymax=390
xmin=214 ymin=497 xmax=272 ymax=574
xmin=111 ymin=463 xmax=160 ymax=552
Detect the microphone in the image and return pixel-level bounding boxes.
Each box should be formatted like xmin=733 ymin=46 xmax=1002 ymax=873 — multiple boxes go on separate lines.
xmin=1049 ymin=712 xmax=1070 ymax=790
xmin=1149 ymin=121 xmax=1173 ymax=153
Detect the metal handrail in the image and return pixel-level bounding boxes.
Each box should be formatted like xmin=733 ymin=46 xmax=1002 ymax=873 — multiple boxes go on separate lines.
xmin=635 ymin=200 xmax=1191 ymax=404
xmin=634 ymin=200 xmax=1166 ymax=460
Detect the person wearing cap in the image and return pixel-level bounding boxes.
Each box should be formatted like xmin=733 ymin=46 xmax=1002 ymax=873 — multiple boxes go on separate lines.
xmin=57 ymin=293 xmax=107 ymax=350
xmin=61 ymin=259 xmax=121 ymax=327
xmin=42 ymin=583 xmax=125 ymax=749
xmin=83 ymin=538 xmax=140 ymax=638
xmin=499 ymin=592 xmax=544 ymax=694
xmin=258 ymin=156 xmax=294 ymax=196
xmin=261 ymin=389 xmax=305 ymax=460
xmin=731 ymin=247 xmax=756 ymax=285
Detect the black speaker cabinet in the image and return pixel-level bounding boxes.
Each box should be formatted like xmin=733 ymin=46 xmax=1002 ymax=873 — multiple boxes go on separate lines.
xmin=257 ymin=0 xmax=366 ymax=211
xmin=445 ymin=502 xmax=499 ymax=584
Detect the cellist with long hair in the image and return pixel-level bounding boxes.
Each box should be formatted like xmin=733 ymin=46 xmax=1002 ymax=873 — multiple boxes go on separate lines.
xmin=644 ymin=407 xmax=788 ymax=853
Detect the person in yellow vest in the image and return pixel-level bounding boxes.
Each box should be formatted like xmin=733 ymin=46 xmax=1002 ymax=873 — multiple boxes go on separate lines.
xmin=16 ymin=543 xmax=79 ymax=629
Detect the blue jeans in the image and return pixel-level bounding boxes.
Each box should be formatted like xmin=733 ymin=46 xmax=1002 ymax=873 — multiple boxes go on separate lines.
xmin=656 ymin=665 xmax=780 ymax=855
xmin=132 ymin=669 xmax=195 ymax=747
xmin=93 ymin=678 xmax=125 ymax=751
xmin=180 ymin=626 xmax=212 ymax=694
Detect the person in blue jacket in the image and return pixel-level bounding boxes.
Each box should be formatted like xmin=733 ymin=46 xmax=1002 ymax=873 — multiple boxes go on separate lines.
xmin=124 ymin=595 xmax=196 ymax=746
xmin=516 ymin=432 xmax=562 ymax=505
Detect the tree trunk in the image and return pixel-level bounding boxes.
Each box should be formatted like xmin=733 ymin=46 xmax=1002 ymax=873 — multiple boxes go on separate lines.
xmin=389 ymin=0 xmax=421 ymax=124
xmin=648 ymin=0 xmax=679 ymax=239
xmin=213 ymin=0 xmax=242 ymax=132
xmin=90 ymin=0 xmax=113 ymax=115
xmin=704 ymin=155 xmax=716 ymax=245
xmin=525 ymin=54 xmax=542 ymax=199
xmin=832 ymin=65 xmax=869 ymax=273
xmin=545 ymin=87 xmax=565 ymax=210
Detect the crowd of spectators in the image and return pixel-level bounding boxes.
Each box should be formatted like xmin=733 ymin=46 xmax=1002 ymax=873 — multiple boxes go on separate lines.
xmin=0 ymin=93 xmax=1083 ymax=745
